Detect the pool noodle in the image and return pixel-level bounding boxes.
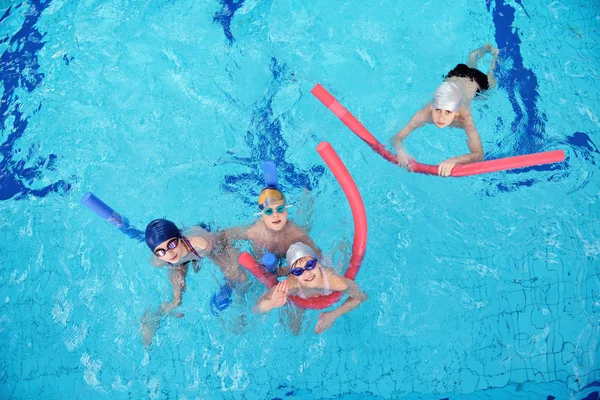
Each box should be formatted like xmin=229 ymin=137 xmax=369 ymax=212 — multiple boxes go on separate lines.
xmin=82 ymin=192 xmax=232 ymax=313
xmin=409 ymin=150 xmax=566 ymax=176
xmin=262 ymin=161 xmax=279 ymax=188
xmin=238 ymin=252 xmax=279 ymax=288
xmin=81 ymin=192 xmax=145 ymax=242
xmin=238 ymin=142 xmax=367 ymax=310
xmin=310 ymin=83 xmax=566 ymax=176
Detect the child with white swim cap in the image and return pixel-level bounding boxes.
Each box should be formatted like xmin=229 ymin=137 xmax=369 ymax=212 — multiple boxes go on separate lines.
xmin=391 ymin=43 xmax=499 ymax=176
xmin=254 ymin=242 xmax=367 ymax=334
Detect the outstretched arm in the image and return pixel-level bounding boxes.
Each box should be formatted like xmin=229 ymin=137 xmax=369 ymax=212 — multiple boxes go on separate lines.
xmin=205 ymin=227 xmax=251 ymax=282
xmin=141 ymin=265 xmax=188 ymax=346
xmin=314 ymin=276 xmax=367 ymax=334
xmin=163 ymin=266 xmax=187 ymax=312
xmin=220 ymin=226 xmax=249 ymax=243
xmin=391 ymin=106 xmax=429 ymax=165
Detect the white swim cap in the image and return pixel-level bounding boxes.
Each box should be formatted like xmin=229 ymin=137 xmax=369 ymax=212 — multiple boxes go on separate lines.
xmin=286 ymin=242 xmax=317 ymax=267
xmin=432 ymin=82 xmax=463 ymax=112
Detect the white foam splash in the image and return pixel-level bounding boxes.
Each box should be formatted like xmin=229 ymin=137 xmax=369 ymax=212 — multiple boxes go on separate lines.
xmin=145 ymin=377 xmax=160 ymax=400
xmin=465 ymin=263 xmax=501 ymax=280
xmin=80 ymin=352 xmax=102 ymax=387
xmin=64 ymin=320 xmax=89 ymax=352
xmin=52 ymin=286 xmax=72 ymax=326
xmin=111 ymin=375 xmax=131 ymax=391
xmin=575 ymin=102 xmax=600 ymax=128
xmin=355 ymin=47 xmax=376 ymax=69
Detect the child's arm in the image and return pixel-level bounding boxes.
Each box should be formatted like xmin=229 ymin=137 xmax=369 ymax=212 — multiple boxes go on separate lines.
xmin=220 ymin=226 xmax=249 ymax=242
xmin=253 ymin=280 xmax=290 ymax=313
xmin=391 ymin=106 xmax=429 ymax=165
xmin=162 ymin=265 xmax=187 ymax=312
xmin=438 ymin=114 xmax=484 ymax=176
xmin=314 ymin=276 xmax=367 ymax=334
xmin=140 ymin=265 xmax=188 ymax=346
xmin=200 ymin=226 xmax=252 ymax=283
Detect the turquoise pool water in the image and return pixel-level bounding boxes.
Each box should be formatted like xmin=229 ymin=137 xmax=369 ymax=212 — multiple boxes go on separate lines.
xmin=0 ymin=0 xmax=599 ymax=399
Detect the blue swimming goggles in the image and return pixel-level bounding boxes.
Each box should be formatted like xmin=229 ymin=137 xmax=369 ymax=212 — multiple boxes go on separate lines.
xmin=289 ymin=258 xmax=318 ymax=276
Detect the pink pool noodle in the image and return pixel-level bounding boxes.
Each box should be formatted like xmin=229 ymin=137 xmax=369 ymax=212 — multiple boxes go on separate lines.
xmin=311 ymin=83 xmax=565 ymax=176
xmin=238 ymin=142 xmax=367 ymax=309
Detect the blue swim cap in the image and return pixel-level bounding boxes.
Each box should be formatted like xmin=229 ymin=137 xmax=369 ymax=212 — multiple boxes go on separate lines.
xmin=145 ymin=219 xmax=180 ymax=250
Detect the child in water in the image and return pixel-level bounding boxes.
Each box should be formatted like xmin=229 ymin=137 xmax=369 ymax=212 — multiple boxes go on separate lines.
xmin=140 ymin=219 xmax=244 ymax=346
xmin=225 ymin=186 xmax=322 ymax=275
xmin=254 ymin=242 xmax=367 ymax=334
xmin=391 ymin=43 xmax=499 ymax=176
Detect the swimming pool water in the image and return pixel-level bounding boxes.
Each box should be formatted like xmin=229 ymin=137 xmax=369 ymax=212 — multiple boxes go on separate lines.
xmin=0 ymin=0 xmax=598 ymax=399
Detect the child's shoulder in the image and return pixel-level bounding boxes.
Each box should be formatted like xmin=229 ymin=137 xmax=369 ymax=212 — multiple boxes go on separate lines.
xmin=417 ymin=105 xmax=433 ymax=122
xmin=287 ymin=221 xmax=312 ymax=238
xmin=245 ymin=221 xmax=263 ymax=237
xmin=324 ymin=269 xmax=348 ymax=291
xmin=285 ymin=220 xmax=302 ymax=230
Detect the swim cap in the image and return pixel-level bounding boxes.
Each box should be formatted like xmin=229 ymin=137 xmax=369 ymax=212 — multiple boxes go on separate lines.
xmin=145 ymin=219 xmax=180 ymax=250
xmin=258 ymin=187 xmax=286 ymax=210
xmin=432 ymin=82 xmax=463 ymax=112
xmin=286 ymin=242 xmax=317 ymax=268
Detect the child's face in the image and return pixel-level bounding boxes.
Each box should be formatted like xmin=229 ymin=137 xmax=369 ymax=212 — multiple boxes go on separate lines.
xmin=153 ymin=237 xmax=187 ymax=264
xmin=292 ymin=258 xmax=322 ymax=288
xmin=260 ymin=200 xmax=288 ymax=232
xmin=432 ymin=107 xmax=457 ymax=128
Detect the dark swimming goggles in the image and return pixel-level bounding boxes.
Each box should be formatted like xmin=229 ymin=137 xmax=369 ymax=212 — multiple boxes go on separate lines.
xmin=154 ymin=237 xmax=179 ymax=257
xmin=289 ymin=258 xmax=318 ymax=276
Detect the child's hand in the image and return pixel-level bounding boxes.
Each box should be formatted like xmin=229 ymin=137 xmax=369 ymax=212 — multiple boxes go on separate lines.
xmin=141 ymin=321 xmax=156 ymax=347
xmin=314 ymin=312 xmax=337 ymax=334
xmin=438 ymin=158 xmax=458 ymax=177
xmin=396 ymin=148 xmax=413 ymax=167
xmin=270 ymin=280 xmax=289 ymax=309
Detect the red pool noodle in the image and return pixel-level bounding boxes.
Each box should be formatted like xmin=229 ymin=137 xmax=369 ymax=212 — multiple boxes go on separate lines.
xmin=237 ymin=142 xmax=367 ymax=310
xmin=238 ymin=252 xmax=278 ymax=288
xmin=311 ymin=83 xmax=566 ymax=176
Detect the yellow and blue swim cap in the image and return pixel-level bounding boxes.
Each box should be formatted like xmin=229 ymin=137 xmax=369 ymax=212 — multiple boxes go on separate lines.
xmin=258 ymin=187 xmax=285 ymax=210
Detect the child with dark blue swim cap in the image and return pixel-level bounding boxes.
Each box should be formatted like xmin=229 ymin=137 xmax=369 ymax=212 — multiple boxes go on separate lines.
xmin=140 ymin=219 xmax=245 ymax=346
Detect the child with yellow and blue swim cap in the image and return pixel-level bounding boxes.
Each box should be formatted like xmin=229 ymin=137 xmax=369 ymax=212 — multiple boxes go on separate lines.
xmin=222 ymin=162 xmax=322 ymax=276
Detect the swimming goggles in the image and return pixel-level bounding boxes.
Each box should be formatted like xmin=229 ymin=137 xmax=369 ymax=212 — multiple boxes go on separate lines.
xmin=254 ymin=204 xmax=292 ymax=216
xmin=154 ymin=237 xmax=179 ymax=257
xmin=289 ymin=258 xmax=318 ymax=276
